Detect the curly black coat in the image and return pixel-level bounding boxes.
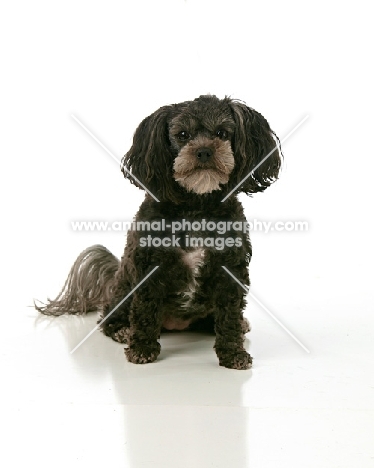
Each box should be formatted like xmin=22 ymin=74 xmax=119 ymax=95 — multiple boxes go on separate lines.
xmin=36 ymin=95 xmax=282 ymax=370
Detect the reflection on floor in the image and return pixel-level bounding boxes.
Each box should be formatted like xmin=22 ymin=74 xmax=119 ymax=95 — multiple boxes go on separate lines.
xmin=1 ymin=294 xmax=373 ymax=468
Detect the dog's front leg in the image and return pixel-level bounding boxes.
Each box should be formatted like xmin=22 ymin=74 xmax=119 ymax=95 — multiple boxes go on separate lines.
xmin=124 ymin=290 xmax=162 ymax=364
xmin=214 ymin=306 xmax=252 ymax=370
xmin=214 ymin=282 xmax=252 ymax=370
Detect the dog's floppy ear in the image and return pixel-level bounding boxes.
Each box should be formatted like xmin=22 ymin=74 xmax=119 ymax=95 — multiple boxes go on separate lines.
xmin=229 ymin=101 xmax=282 ymax=194
xmin=121 ymin=105 xmax=179 ymax=201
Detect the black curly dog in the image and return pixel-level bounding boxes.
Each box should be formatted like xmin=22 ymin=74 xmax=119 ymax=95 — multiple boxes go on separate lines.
xmin=36 ymin=95 xmax=282 ymax=369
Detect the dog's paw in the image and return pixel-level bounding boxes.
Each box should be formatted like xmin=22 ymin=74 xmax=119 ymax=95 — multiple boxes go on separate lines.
xmin=111 ymin=327 xmax=130 ymax=344
xmin=125 ymin=342 xmax=161 ymax=364
xmin=217 ymin=349 xmax=253 ymax=370
xmin=241 ymin=317 xmax=251 ymax=334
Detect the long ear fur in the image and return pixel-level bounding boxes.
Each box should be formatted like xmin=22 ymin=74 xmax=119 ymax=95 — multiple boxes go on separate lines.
xmin=229 ymin=101 xmax=282 ymax=194
xmin=121 ymin=105 xmax=182 ymax=202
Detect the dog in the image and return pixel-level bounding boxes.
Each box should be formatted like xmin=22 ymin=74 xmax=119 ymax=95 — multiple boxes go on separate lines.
xmin=36 ymin=95 xmax=282 ymax=369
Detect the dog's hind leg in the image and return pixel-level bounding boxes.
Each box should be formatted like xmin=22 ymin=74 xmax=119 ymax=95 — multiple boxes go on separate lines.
xmin=99 ymin=277 xmax=132 ymax=344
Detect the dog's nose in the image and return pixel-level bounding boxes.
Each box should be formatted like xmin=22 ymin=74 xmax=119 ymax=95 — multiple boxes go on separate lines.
xmin=196 ymin=147 xmax=213 ymax=163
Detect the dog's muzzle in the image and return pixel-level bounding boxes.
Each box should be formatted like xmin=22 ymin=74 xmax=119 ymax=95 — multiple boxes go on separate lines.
xmin=173 ymin=137 xmax=235 ymax=194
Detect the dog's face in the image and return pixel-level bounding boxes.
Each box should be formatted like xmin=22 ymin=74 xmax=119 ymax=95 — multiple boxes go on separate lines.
xmin=122 ymin=95 xmax=281 ymax=202
xmin=169 ymin=98 xmax=236 ymax=194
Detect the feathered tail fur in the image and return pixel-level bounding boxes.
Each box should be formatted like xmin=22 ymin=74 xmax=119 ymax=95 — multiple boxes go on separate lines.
xmin=35 ymin=245 xmax=119 ymax=316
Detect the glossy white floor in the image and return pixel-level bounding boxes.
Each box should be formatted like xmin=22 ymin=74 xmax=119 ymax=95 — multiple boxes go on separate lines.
xmin=1 ymin=268 xmax=373 ymax=467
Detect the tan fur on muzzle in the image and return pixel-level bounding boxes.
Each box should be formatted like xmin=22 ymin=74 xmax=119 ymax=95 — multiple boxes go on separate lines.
xmin=173 ymin=136 xmax=235 ymax=194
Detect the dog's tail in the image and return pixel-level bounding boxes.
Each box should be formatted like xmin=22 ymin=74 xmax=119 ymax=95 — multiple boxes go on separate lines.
xmin=35 ymin=245 xmax=119 ymax=316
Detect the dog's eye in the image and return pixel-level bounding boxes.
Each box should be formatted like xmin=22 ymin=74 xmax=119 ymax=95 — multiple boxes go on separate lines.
xmin=177 ymin=131 xmax=191 ymax=141
xmin=216 ymin=129 xmax=228 ymax=139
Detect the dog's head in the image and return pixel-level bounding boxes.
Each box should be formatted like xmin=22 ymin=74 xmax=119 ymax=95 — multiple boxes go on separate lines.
xmin=122 ymin=95 xmax=282 ymax=202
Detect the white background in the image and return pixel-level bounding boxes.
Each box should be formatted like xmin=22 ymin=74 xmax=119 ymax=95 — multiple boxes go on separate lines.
xmin=1 ymin=1 xmax=373 ymax=467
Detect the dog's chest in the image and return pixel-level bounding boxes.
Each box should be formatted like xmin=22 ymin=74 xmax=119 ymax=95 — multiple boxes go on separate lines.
xmin=161 ymin=247 xmax=205 ymax=330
